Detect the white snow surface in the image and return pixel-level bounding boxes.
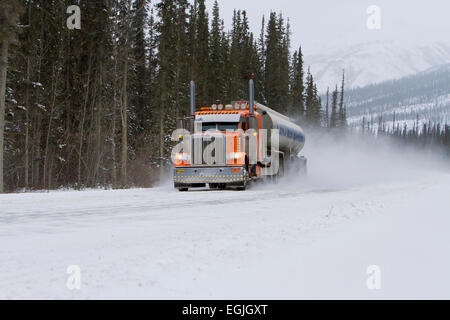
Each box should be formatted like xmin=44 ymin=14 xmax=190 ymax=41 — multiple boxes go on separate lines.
xmin=1 ymin=134 xmax=450 ymax=299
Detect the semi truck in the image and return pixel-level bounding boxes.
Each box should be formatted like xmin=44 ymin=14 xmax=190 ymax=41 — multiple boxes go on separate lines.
xmin=173 ymin=80 xmax=306 ymax=191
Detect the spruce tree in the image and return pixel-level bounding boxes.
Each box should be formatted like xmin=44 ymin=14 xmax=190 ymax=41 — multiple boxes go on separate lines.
xmin=187 ymin=0 xmax=198 ymax=82
xmin=227 ymin=9 xmax=242 ymax=101
xmin=330 ymin=86 xmax=338 ymax=128
xmin=208 ymin=0 xmax=225 ymax=104
xmin=278 ymin=15 xmax=291 ymax=113
xmin=174 ymin=0 xmax=190 ymax=118
xmin=264 ymin=12 xmax=290 ymax=112
xmin=312 ymin=83 xmax=322 ymax=125
xmin=255 ymin=15 xmax=266 ymax=104
xmin=264 ymin=12 xmax=278 ymax=109
xmin=337 ymin=71 xmax=346 ymax=128
xmin=239 ymin=10 xmax=252 ymax=97
xmin=156 ymin=0 xmax=179 ymax=170
xmin=304 ymin=68 xmax=321 ymax=126
xmin=323 ymin=87 xmax=329 ymax=127
xmin=130 ymin=0 xmax=150 ymax=135
xmin=291 ymin=46 xmax=305 ymax=121
xmin=195 ymin=0 xmax=209 ymax=106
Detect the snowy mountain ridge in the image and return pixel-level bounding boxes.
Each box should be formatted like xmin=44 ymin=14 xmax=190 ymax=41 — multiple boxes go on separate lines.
xmin=306 ymin=41 xmax=450 ymax=91
xmin=344 ymin=63 xmax=450 ymax=129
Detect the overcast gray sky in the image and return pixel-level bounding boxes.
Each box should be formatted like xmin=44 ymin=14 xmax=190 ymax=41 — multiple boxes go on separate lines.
xmin=205 ymin=0 xmax=450 ymax=54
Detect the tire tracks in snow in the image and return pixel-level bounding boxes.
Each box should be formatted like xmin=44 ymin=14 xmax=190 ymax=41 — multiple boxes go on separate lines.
xmin=0 ymin=187 xmax=344 ymax=225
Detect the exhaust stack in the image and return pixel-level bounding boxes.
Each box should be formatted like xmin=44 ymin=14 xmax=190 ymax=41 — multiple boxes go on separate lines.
xmin=248 ymin=79 xmax=257 ymax=130
xmin=249 ymin=79 xmax=255 ymax=114
xmin=190 ymin=80 xmax=195 ymax=116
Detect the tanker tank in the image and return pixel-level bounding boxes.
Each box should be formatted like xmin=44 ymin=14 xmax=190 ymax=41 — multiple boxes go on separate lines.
xmin=257 ymin=103 xmax=306 ymax=156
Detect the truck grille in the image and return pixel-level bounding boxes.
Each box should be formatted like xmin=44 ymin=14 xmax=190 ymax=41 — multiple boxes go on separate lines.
xmin=192 ymin=134 xmax=226 ymax=165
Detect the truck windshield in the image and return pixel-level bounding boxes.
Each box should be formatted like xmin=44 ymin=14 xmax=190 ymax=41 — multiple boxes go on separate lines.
xmin=200 ymin=122 xmax=217 ymax=131
xmin=217 ymin=123 xmax=239 ymax=131
xmin=200 ymin=122 xmax=239 ymax=132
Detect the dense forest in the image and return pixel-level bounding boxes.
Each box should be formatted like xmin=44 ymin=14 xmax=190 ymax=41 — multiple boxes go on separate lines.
xmin=1 ymin=0 xmax=350 ymax=192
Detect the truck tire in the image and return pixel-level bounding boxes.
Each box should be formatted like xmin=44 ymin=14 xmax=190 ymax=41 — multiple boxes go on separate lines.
xmin=278 ymin=156 xmax=285 ymax=178
xmin=236 ymin=181 xmax=247 ymax=191
xmin=299 ymin=156 xmax=307 ymax=176
xmin=271 ymin=156 xmax=284 ymax=184
xmin=178 ymin=188 xmax=188 ymax=192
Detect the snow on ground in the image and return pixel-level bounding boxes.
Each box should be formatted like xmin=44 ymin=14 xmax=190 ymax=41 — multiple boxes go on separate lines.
xmin=1 ymin=134 xmax=449 ymax=299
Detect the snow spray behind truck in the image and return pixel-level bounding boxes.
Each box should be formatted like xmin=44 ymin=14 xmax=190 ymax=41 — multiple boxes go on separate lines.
xmin=172 ymin=80 xmax=307 ymax=191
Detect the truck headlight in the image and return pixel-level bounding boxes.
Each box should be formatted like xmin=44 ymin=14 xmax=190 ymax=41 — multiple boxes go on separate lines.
xmin=175 ymin=153 xmax=190 ymax=161
xmin=227 ymin=152 xmax=245 ymax=160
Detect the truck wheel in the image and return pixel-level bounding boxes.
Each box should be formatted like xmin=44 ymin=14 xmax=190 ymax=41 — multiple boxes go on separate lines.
xmin=178 ymin=188 xmax=188 ymax=192
xmin=271 ymin=156 xmax=284 ymax=184
xmin=278 ymin=156 xmax=285 ymax=178
xmin=271 ymin=173 xmax=277 ymax=184
xmin=237 ymin=182 xmax=247 ymax=191
xmin=299 ymin=156 xmax=307 ymax=176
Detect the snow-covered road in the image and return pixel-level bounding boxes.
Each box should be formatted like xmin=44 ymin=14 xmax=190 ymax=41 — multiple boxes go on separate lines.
xmin=1 ymin=172 xmax=449 ymax=299
xmin=1 ymin=135 xmax=449 ymax=299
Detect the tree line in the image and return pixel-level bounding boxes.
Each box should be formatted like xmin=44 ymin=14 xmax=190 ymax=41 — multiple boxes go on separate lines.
xmin=359 ymin=114 xmax=450 ymax=156
xmin=345 ymin=63 xmax=450 ymax=126
xmin=0 ymin=0 xmax=345 ymax=192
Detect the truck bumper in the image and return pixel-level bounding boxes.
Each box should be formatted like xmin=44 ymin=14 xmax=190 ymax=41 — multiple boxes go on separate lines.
xmin=173 ymin=166 xmax=248 ymax=188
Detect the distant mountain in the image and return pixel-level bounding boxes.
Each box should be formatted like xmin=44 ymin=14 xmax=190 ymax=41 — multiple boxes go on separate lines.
xmin=306 ymin=41 xmax=450 ymax=91
xmin=343 ymin=63 xmax=450 ymax=129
